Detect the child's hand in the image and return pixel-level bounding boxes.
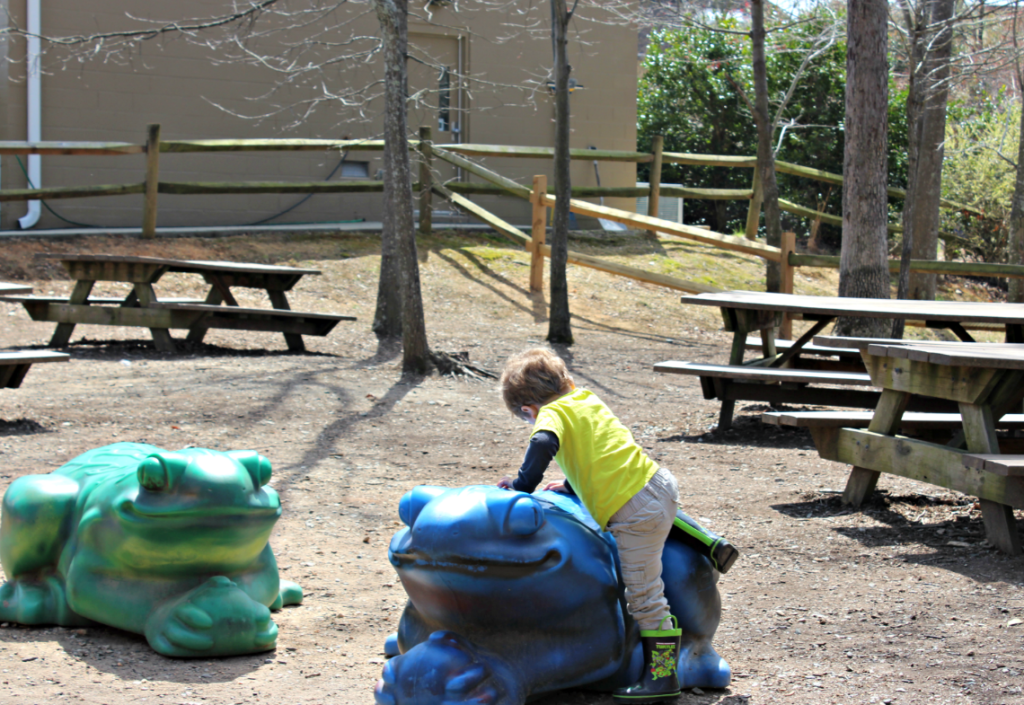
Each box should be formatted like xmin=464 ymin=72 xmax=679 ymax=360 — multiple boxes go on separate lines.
xmin=496 ymin=476 xmax=514 ymax=490
xmin=543 ymin=480 xmax=567 ymax=493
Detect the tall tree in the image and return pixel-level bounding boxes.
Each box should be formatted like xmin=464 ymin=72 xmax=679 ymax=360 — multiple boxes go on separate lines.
xmin=1009 ymin=0 xmax=1024 ymax=304
xmin=749 ymin=0 xmax=783 ymax=292
xmin=895 ymin=0 xmax=956 ymax=307
xmin=834 ymin=0 xmax=891 ymax=338
xmin=547 ymin=0 xmax=573 ymax=345
xmin=372 ymin=0 xmax=431 ymax=372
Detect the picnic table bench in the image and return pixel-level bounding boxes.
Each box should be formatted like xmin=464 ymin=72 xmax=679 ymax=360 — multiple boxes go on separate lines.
xmin=0 ymin=255 xmax=355 ymax=354
xmin=657 ymin=292 xmax=1024 ymax=428
xmin=0 ymin=351 xmax=70 ymax=388
xmin=805 ymin=341 xmax=1024 ymax=554
xmin=0 ymin=283 xmax=32 ymax=297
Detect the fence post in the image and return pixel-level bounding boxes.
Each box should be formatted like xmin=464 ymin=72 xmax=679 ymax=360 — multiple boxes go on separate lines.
xmin=141 ymin=123 xmax=161 ymax=239
xmin=744 ymin=164 xmax=763 ymax=240
xmin=779 ymin=230 xmax=796 ymax=339
xmin=530 ymin=174 xmax=547 ymax=292
xmin=646 ymin=135 xmax=664 ymax=237
xmin=418 ymin=125 xmax=433 ymax=236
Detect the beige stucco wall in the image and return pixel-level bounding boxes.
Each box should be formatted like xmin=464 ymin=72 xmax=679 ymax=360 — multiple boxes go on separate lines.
xmin=1 ymin=1 xmax=637 ymax=231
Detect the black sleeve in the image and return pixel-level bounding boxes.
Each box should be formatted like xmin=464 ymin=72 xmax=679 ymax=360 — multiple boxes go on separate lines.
xmin=511 ymin=430 xmax=560 ymax=493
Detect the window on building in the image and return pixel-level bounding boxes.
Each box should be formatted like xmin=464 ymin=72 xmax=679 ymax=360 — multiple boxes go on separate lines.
xmin=438 ymin=66 xmax=451 ymax=132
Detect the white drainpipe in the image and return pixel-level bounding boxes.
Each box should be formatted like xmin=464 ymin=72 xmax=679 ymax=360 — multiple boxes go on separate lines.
xmin=18 ymin=0 xmax=41 ymax=229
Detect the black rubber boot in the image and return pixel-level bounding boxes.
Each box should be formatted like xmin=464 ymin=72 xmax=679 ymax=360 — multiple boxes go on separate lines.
xmin=612 ymin=619 xmax=682 ymax=704
xmin=671 ymin=511 xmax=740 ymax=574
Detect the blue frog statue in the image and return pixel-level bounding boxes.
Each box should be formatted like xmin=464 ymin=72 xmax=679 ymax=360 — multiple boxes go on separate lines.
xmin=374 ymin=485 xmax=732 ymax=705
xmin=0 ymin=442 xmax=302 ymax=657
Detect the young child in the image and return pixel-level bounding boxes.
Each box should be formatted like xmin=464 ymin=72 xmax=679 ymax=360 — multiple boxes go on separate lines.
xmin=497 ymin=348 xmax=737 ymax=704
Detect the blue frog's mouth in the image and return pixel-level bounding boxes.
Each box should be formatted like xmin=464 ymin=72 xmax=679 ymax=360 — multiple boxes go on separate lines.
xmin=390 ymin=546 xmax=564 ymax=577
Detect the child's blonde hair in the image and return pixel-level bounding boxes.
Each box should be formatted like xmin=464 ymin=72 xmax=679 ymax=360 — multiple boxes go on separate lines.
xmin=499 ymin=348 xmax=574 ymax=418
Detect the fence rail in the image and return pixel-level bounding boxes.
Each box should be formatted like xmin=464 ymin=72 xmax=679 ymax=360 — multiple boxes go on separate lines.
xmin=2 ymin=124 xmax=1017 ymax=342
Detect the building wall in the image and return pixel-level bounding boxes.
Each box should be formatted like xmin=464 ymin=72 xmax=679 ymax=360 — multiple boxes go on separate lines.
xmin=0 ymin=1 xmax=637 ymax=231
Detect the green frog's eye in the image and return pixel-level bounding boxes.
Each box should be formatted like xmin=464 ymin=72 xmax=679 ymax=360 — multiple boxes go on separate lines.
xmin=138 ymin=457 xmax=168 ymax=491
xmin=138 ymin=452 xmax=190 ymax=492
xmin=227 ymin=450 xmax=273 ymax=487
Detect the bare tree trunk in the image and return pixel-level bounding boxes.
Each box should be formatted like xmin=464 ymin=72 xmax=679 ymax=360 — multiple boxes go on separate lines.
xmin=835 ymin=0 xmax=891 ymax=338
xmin=373 ymin=181 xmax=403 ymax=338
xmin=374 ymin=0 xmax=430 ymax=373
xmin=750 ymin=0 xmax=783 ymax=293
xmin=899 ymin=0 xmax=955 ymax=305
xmin=1010 ymin=100 xmax=1024 ymax=303
xmin=547 ymin=0 xmax=573 ymax=345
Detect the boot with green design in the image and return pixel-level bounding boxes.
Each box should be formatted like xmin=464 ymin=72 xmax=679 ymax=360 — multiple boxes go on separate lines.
xmin=612 ymin=616 xmax=682 ymax=704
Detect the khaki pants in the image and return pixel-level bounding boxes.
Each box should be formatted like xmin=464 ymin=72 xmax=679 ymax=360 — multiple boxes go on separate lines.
xmin=606 ymin=467 xmax=679 ymax=632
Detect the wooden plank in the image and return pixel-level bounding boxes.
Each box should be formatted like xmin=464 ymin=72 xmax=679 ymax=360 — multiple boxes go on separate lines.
xmin=149 ymin=302 xmax=355 ymax=322
xmin=0 ymin=283 xmax=32 ymax=296
xmin=862 ymin=353 xmax=1004 ymax=404
xmin=0 ymin=183 xmax=146 ymax=202
xmin=432 ymin=183 xmax=529 ymax=246
xmin=868 ymin=342 xmax=1024 ymax=370
xmin=661 ymin=152 xmax=758 ymax=168
xmin=660 ymin=186 xmax=753 ymax=200
xmin=746 ymin=337 xmax=860 ymax=357
xmin=159 ymin=139 xmax=386 ymax=153
xmin=530 ymin=175 xmax=547 ymax=293
xmin=963 ymin=455 xmax=1024 ymax=477
xmin=38 ymin=254 xmax=322 ymax=277
xmin=789 ymin=253 xmax=1024 ymax=280
xmin=653 ymin=361 xmax=874 ymax=385
xmin=532 ymin=243 xmax=720 ymax=294
xmin=442 ymin=144 xmax=654 ymax=162
xmin=836 ymin=430 xmax=1024 ymax=508
xmin=158 ymin=181 xmax=386 ymax=195
xmin=541 ymin=195 xmax=783 ymax=262
xmin=142 ymin=124 xmax=161 ymax=239
xmin=0 ymin=351 xmax=70 ymax=365
xmin=0 ymin=295 xmax=205 ymax=305
xmin=682 ymin=291 xmax=1024 ymax=326
xmin=763 ymin=411 xmax=1024 ymax=430
xmin=778 ymin=198 xmax=902 ymax=234
xmin=0 ymin=141 xmax=144 ymax=155
xmin=647 ymin=135 xmax=663 ymax=238
xmin=432 ymin=148 xmax=532 ymax=199
xmin=980 ymin=499 xmax=1022 ymax=554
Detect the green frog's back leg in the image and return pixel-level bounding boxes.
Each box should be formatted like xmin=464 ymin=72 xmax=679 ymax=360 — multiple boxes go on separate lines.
xmin=0 ymin=474 xmax=89 ymax=626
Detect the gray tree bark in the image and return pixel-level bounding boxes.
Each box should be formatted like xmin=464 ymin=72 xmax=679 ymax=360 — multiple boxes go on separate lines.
xmin=834 ymin=0 xmax=891 ymax=338
xmin=1009 ymin=101 xmax=1024 ymax=303
xmin=546 ymin=0 xmax=573 ymax=345
xmin=750 ymin=0 xmax=782 ymax=293
xmin=373 ymin=0 xmax=430 ymax=372
xmin=1008 ymin=9 xmax=1024 ymax=305
xmin=898 ymin=0 xmax=955 ymax=306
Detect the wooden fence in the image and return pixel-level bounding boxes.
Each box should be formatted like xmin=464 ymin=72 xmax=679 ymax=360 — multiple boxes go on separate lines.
xmin=1 ymin=123 xmax=1019 ymax=340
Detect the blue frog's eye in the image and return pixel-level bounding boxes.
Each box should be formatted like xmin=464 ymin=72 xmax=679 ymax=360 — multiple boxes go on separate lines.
xmin=506 ymin=495 xmax=545 ymax=536
xmin=398 ymin=486 xmax=448 ymax=527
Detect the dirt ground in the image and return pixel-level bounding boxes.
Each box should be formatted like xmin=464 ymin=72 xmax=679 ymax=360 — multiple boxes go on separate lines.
xmin=0 ymin=231 xmax=1022 ymax=705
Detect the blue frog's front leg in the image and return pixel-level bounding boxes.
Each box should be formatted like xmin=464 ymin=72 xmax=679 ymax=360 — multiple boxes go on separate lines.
xmin=376 ymin=631 xmax=526 ymax=705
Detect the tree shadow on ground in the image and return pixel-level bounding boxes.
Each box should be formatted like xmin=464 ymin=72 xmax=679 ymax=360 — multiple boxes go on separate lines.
xmin=771 ymin=493 xmax=1024 ymax=588
xmin=0 ymin=418 xmax=51 ymax=437
xmin=11 ymin=339 xmax=342 ymax=360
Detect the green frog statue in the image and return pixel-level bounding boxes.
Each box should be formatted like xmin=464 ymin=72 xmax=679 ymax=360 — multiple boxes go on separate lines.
xmin=0 ymin=442 xmax=302 ymax=657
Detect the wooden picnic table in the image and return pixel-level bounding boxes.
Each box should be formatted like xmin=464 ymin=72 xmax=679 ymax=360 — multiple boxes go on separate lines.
xmin=0 ymin=283 xmax=32 ymax=296
xmin=660 ymin=291 xmax=1024 ymax=428
xmin=0 ymin=254 xmax=355 ymax=353
xmin=809 ymin=341 xmax=1024 ymax=555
